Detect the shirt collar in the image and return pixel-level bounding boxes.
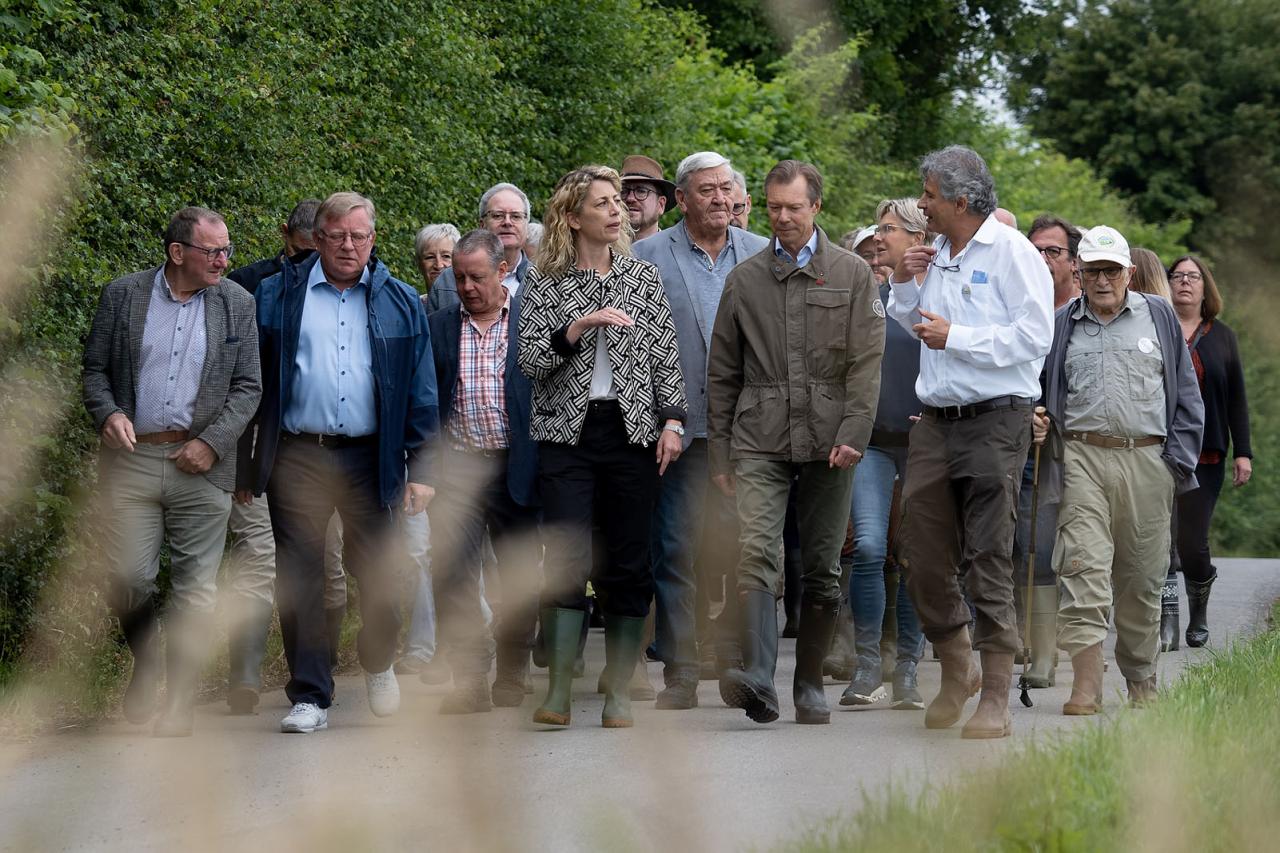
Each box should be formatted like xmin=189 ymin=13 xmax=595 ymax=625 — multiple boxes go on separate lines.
xmin=308 ymin=258 xmax=371 ymax=290
xmin=460 ymin=292 xmax=511 ymax=321
xmin=1071 ymin=288 xmax=1140 ymax=322
xmin=154 ymin=267 xmax=206 ymax=303
xmin=773 ymin=228 xmax=819 ymax=266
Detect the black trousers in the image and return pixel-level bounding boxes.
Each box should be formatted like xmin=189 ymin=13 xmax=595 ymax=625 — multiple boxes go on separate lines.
xmin=1175 ymin=459 xmax=1226 ymax=584
xmin=539 ymin=401 xmax=658 ymax=618
xmin=268 ymin=436 xmax=403 ymax=708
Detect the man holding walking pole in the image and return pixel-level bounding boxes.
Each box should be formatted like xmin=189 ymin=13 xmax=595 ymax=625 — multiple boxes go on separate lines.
xmin=1034 ymin=225 xmax=1203 ymax=713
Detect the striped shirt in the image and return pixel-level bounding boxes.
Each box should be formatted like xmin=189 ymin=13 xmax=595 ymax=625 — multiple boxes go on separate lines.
xmin=134 ymin=269 xmax=207 ymax=434
xmin=449 ymin=298 xmax=511 ymax=450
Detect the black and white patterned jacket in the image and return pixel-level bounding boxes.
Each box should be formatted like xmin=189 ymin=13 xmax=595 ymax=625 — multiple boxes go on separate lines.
xmin=517 ymin=252 xmax=687 ymax=446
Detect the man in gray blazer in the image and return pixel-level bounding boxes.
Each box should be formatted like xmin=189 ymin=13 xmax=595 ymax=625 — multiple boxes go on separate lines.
xmin=82 ymin=206 xmax=261 ymax=737
xmin=633 ymin=151 xmax=768 ymax=709
xmin=425 ymin=183 xmax=533 ymax=313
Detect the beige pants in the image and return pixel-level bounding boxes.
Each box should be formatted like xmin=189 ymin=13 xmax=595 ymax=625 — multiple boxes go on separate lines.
xmin=1053 ymin=441 xmax=1174 ymax=681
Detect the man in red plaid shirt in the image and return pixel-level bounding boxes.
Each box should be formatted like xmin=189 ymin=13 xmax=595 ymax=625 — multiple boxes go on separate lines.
xmin=424 ymin=230 xmax=542 ymax=714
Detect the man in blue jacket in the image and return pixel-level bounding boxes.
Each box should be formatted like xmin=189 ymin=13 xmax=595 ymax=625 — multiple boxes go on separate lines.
xmin=252 ymin=192 xmax=439 ymax=734
xmin=425 ymin=229 xmax=541 ymax=714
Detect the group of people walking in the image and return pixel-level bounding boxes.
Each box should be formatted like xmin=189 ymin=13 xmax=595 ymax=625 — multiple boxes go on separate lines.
xmin=81 ymin=143 xmax=1251 ymax=739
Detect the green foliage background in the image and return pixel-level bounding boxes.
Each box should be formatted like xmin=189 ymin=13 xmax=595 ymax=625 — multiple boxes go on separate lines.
xmin=0 ymin=0 xmax=1238 ymax=686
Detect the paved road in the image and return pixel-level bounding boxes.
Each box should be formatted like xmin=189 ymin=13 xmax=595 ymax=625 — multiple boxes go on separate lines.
xmin=2 ymin=557 xmax=1276 ymax=852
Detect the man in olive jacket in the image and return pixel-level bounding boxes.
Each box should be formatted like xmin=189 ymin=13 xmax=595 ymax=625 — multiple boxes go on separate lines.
xmin=707 ymin=160 xmax=885 ymax=726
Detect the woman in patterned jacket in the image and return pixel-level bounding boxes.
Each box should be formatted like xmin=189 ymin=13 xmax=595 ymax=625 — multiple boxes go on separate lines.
xmin=517 ymin=165 xmax=687 ymax=728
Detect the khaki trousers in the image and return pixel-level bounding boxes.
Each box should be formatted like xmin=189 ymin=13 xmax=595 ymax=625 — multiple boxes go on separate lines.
xmin=1054 ymin=441 xmax=1174 ymax=682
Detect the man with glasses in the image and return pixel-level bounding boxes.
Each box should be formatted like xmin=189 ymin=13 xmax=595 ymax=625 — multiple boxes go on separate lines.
xmin=634 ymin=151 xmax=769 ymax=710
xmin=82 ymin=206 xmax=261 ymax=736
xmin=1032 ymin=225 xmax=1203 ymax=713
xmin=427 ymin=183 xmax=533 ymax=312
xmin=1027 ymin=214 xmax=1082 ymax=309
xmin=887 ymin=145 xmax=1053 ymax=739
xmin=620 ymin=154 xmax=677 ymax=241
xmin=730 ymin=169 xmax=753 ymax=232
xmin=252 ymin=191 xmax=440 ymax=733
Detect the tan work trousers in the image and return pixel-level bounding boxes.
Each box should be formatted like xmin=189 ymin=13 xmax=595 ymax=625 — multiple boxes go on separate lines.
xmin=1054 ymin=440 xmax=1174 ymax=682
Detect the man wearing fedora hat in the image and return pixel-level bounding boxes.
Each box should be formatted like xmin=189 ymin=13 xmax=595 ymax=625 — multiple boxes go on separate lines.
xmin=621 ymin=154 xmax=678 ymax=242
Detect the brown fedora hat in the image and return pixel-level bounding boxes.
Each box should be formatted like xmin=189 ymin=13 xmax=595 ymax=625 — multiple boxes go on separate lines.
xmin=620 ymin=154 xmax=678 ymax=211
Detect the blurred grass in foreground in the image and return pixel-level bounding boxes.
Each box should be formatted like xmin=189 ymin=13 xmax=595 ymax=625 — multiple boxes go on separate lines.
xmin=786 ymin=602 xmax=1280 ymax=853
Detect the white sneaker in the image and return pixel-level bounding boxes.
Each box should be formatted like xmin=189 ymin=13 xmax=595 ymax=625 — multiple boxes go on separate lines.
xmin=365 ymin=667 xmax=401 ymax=717
xmin=280 ymin=702 xmax=327 ymax=733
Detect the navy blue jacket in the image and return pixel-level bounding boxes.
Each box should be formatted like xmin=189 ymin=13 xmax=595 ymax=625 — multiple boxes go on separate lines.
xmin=427 ymin=297 xmax=538 ymax=507
xmin=252 ymin=252 xmax=440 ymax=507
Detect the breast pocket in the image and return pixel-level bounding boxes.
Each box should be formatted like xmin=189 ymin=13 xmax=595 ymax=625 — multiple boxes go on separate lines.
xmin=1065 ymin=350 xmax=1101 ymax=408
xmin=1126 ymin=346 xmax=1164 ymax=402
xmin=806 ymin=288 xmax=850 ymax=350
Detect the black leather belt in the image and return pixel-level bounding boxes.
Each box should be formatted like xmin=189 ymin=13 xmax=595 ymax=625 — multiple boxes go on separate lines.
xmin=587 ymin=399 xmax=620 ymax=414
xmin=1065 ymin=430 xmax=1163 ymax=449
xmin=283 ymin=431 xmax=377 ymax=448
xmin=923 ymin=396 xmax=1034 ymax=421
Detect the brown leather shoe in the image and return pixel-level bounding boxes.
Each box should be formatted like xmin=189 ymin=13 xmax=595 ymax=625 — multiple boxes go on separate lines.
xmin=1126 ymin=675 xmax=1157 ymax=707
xmin=924 ymin=627 xmax=981 ymax=729
xmin=961 ymin=652 xmax=1014 ymax=739
xmin=1063 ymin=642 xmax=1104 ymax=716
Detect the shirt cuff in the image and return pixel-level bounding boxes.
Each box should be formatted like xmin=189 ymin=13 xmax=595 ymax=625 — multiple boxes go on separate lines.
xmin=944 ymin=322 xmax=973 ymax=355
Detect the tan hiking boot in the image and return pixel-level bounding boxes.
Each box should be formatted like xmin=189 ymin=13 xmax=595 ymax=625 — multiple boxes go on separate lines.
xmin=1063 ymin=642 xmax=1104 ymax=716
xmin=924 ymin=627 xmax=981 ymax=729
xmin=1126 ymin=675 xmax=1157 ymax=707
xmin=961 ymin=652 xmax=1014 ymax=739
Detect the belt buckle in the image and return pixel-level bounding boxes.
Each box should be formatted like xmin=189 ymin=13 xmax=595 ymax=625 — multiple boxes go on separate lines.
xmin=942 ymin=404 xmax=962 ymax=420
xmin=1123 ymin=436 xmax=1135 ymax=450
xmin=318 ymin=433 xmax=336 ymax=449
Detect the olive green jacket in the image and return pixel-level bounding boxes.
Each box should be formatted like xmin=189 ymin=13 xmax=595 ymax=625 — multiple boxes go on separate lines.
xmin=706 ymin=228 xmax=885 ymax=475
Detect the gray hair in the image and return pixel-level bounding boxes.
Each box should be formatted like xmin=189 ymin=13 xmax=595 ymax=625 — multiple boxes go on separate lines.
xmin=732 ymin=169 xmax=747 ymax=194
xmin=875 ymin=197 xmax=931 ymax=238
xmin=676 ymin=151 xmax=732 ymax=190
xmin=919 ymin=145 xmax=997 ymax=217
xmin=286 ymin=199 xmax=322 ymax=237
xmin=414 ymin=223 xmax=460 ymax=259
xmin=525 ymin=220 xmax=544 ymax=248
xmin=162 ymin=206 xmax=225 ymax=254
xmin=453 ymin=228 xmax=505 ymax=272
xmin=478 ymin=182 xmax=530 ymax=220
xmin=316 ymin=191 xmax=376 ymax=228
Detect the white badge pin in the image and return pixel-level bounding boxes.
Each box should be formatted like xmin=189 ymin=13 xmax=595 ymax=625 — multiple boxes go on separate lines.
xmin=1138 ymin=337 xmax=1155 ymax=354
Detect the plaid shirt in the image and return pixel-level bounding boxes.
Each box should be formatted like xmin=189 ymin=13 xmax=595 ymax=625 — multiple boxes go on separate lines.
xmin=449 ymin=299 xmax=511 ymax=450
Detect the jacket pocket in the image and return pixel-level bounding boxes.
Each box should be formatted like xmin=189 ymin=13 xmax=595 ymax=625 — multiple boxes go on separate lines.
xmin=805 ymin=288 xmax=850 ymax=350
xmin=732 ymin=385 xmax=787 ymax=454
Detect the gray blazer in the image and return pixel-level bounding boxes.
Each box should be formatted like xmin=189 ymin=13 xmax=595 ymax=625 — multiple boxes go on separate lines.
xmin=82 ymin=266 xmax=262 ymax=492
xmin=426 ymin=253 xmax=531 ymax=313
xmin=634 ymin=223 xmax=768 ymax=447
xmin=1040 ymin=292 xmax=1204 ymax=504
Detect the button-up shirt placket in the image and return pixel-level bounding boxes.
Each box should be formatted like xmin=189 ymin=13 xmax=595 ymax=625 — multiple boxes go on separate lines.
xmin=451 ymin=304 xmax=511 ymax=450
xmin=136 ymin=270 xmax=207 ymax=434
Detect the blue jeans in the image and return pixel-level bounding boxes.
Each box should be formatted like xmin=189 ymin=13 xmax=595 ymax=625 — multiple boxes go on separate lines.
xmin=401 ymin=510 xmax=437 ymax=663
xmin=848 ymin=445 xmax=924 ymax=668
xmin=651 ymin=440 xmax=710 ymax=683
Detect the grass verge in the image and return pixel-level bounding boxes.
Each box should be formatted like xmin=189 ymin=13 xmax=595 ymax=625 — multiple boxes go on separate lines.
xmin=787 ymin=603 xmax=1280 ymax=853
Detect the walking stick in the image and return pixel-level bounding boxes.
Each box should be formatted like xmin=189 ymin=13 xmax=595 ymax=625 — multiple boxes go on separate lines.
xmin=1018 ymin=406 xmax=1047 ymax=708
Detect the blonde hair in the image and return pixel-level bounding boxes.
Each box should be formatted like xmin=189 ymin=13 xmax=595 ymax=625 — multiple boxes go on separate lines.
xmin=875 ymin=197 xmax=933 ymax=242
xmin=537 ymin=165 xmax=632 ymax=280
xmin=1129 ymin=247 xmax=1171 ymax=301
xmin=316 ymin=191 xmax=376 ymax=229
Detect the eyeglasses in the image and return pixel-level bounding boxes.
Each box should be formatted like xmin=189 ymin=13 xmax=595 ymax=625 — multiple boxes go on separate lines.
xmin=1169 ymin=271 xmax=1203 ymax=283
xmin=1080 ymin=267 xmax=1126 ymax=283
xmin=932 ymin=259 xmax=962 ymax=273
xmin=178 ymin=241 xmax=234 ymax=261
xmin=731 ymin=202 xmax=747 ymax=215
xmin=1036 ymin=246 xmax=1067 ymax=259
xmin=620 ymin=185 xmax=654 ymax=201
xmin=482 ymin=210 xmax=528 ymax=224
xmin=315 ymin=229 xmax=374 ymax=247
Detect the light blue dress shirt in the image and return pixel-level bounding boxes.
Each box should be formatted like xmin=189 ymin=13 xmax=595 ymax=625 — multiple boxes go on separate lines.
xmin=774 ymin=228 xmax=819 ymax=269
xmin=282 ymin=261 xmax=377 ymax=436
xmin=134 ymin=269 xmax=207 ymax=434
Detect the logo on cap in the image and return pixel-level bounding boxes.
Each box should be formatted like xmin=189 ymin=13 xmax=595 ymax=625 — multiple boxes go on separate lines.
xmin=1098 ymin=235 xmax=1115 ymax=247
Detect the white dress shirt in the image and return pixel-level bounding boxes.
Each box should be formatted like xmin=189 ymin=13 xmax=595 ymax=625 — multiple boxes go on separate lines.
xmin=886 ymin=214 xmax=1053 ymax=407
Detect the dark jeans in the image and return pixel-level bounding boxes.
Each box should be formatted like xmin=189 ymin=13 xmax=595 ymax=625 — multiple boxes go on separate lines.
xmin=268 ymin=436 xmax=403 ymax=708
xmin=429 ymin=448 xmax=541 ymax=675
xmin=539 ymin=401 xmax=657 ymax=618
xmin=900 ymin=406 xmax=1032 ymax=654
xmin=651 ymin=439 xmax=709 ymax=682
xmin=1175 ymin=459 xmax=1226 ymax=583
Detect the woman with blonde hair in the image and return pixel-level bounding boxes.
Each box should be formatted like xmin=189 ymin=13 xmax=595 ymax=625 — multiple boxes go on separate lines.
xmin=517 ymin=165 xmax=687 ymax=728
xmin=1128 ymin=247 xmax=1172 ymax=301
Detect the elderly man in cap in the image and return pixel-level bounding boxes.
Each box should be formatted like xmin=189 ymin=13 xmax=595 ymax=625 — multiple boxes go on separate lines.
xmin=842 ymin=225 xmax=888 ymax=284
xmin=1034 ymin=225 xmax=1203 ymax=713
xmin=427 ymin=183 xmax=533 ymax=312
xmin=621 ymin=154 xmax=677 ymax=242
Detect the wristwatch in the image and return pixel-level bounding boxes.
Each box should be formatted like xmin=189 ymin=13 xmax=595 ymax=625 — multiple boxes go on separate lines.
xmin=662 ymin=422 xmax=686 ymax=436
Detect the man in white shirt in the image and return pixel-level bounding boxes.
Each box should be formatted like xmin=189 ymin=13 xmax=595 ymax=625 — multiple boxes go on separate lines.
xmin=886 ymin=145 xmax=1053 ymax=739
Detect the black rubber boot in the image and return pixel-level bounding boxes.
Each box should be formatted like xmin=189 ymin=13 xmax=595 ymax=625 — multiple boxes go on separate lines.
xmin=532 ymin=608 xmax=585 ymax=726
xmin=227 ymin=597 xmax=274 ymax=715
xmin=1185 ymin=571 xmax=1216 ymax=648
xmin=794 ymin=598 xmax=839 ymax=724
xmin=719 ymin=589 xmax=780 ymax=724
xmin=325 ymin=606 xmax=345 ymax=669
xmin=154 ymin=611 xmax=213 ymax=738
xmin=1160 ymin=572 xmax=1180 ymax=652
xmin=118 ymin=597 xmax=160 ymax=724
